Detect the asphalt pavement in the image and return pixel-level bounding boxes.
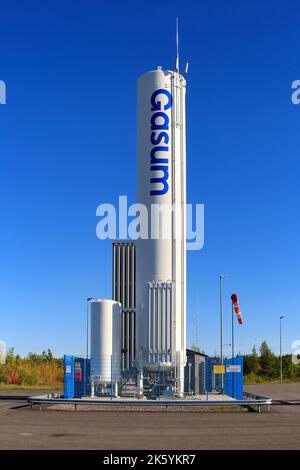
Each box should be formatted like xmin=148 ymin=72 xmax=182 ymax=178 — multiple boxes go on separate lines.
xmin=0 ymin=383 xmax=299 ymax=450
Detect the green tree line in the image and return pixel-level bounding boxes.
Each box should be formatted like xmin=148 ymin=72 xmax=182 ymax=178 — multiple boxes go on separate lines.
xmin=244 ymin=341 xmax=300 ymax=383
xmin=1 ymin=342 xmax=299 ymax=386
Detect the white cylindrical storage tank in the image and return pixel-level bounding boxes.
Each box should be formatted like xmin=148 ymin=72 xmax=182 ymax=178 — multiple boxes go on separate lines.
xmin=136 ymin=67 xmax=186 ymax=394
xmin=90 ymin=299 xmax=121 ymax=384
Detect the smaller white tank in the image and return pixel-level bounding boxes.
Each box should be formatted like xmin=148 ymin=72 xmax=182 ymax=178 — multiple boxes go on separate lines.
xmin=90 ymin=299 xmax=121 ymax=385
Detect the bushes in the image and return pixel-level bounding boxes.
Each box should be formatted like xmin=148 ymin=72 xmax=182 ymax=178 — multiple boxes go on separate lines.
xmin=16 ymin=370 xmax=38 ymax=386
xmin=0 ymin=365 xmax=6 ymax=383
xmin=244 ymin=372 xmax=267 ymax=384
xmin=0 ymin=347 xmax=63 ymax=386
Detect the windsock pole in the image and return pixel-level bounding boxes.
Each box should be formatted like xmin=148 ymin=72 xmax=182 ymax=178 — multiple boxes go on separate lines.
xmin=231 ymin=302 xmax=234 ymax=359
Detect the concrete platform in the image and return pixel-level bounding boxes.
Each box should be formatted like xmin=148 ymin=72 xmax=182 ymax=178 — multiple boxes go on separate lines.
xmin=72 ymin=393 xmax=236 ymax=402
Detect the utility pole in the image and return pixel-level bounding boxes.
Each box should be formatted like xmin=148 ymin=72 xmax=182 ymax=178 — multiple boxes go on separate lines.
xmin=219 ymin=275 xmax=225 ymax=389
xmin=280 ymin=315 xmax=284 ymax=383
xmin=231 ymin=302 xmax=234 ymax=360
xmin=194 ymin=288 xmax=200 ymax=351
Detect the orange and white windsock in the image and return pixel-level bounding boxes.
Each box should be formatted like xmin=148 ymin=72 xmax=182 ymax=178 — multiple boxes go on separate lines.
xmin=231 ymin=293 xmax=243 ymax=325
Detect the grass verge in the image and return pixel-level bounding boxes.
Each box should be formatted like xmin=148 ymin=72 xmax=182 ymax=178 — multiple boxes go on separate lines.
xmin=0 ymin=384 xmax=63 ymax=391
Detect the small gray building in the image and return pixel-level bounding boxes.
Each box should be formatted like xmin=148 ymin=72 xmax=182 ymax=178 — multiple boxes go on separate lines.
xmin=184 ymin=349 xmax=206 ymax=396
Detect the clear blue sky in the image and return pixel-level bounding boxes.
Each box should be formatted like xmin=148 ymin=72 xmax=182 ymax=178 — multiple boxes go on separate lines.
xmin=0 ymin=0 xmax=299 ymax=358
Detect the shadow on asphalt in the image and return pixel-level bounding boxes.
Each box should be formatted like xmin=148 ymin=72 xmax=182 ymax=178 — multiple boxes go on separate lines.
xmin=0 ymin=395 xmax=30 ymax=400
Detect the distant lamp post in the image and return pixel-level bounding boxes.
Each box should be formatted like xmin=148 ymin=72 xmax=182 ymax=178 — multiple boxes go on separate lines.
xmin=280 ymin=315 xmax=285 ymax=383
xmin=86 ymin=298 xmax=93 ymax=358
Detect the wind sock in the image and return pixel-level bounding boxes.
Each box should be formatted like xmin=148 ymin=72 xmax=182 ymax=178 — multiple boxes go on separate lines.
xmin=231 ymin=293 xmax=243 ymax=325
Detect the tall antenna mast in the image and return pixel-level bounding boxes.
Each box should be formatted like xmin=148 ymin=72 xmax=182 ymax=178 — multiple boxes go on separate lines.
xmin=196 ymin=289 xmax=200 ymax=349
xmin=175 ymin=16 xmax=180 ymax=73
